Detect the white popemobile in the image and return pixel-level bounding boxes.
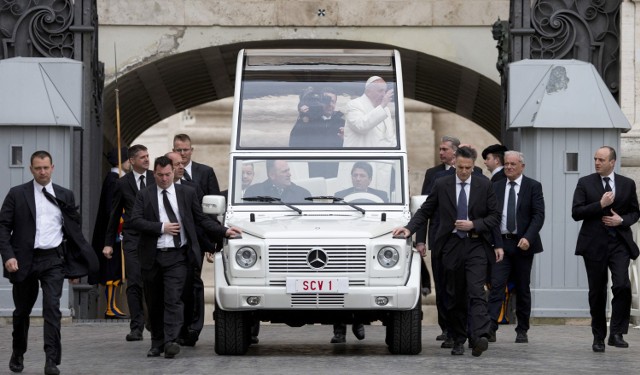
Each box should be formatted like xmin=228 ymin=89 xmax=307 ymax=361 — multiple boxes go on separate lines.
xmin=203 ymin=49 xmax=422 ymax=355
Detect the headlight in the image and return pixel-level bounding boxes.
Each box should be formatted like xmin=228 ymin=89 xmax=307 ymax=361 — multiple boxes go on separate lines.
xmin=377 ymin=246 xmax=399 ymax=268
xmin=235 ymin=247 xmax=257 ymax=268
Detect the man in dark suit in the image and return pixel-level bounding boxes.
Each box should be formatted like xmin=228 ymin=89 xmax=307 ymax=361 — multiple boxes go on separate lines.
xmin=173 ymin=133 xmax=221 ymax=196
xmin=394 ymin=146 xmax=502 ymax=357
xmin=129 ymin=156 xmax=241 ymax=359
xmin=1 ymin=150 xmax=98 ymax=375
xmin=102 ymin=144 xmax=154 ymax=341
xmin=572 ymin=146 xmax=639 ymax=353
xmin=244 ymin=160 xmax=311 ymax=203
xmin=166 ymin=151 xmax=214 ymax=347
xmin=482 ymin=144 xmax=508 ymax=182
xmin=488 ymin=151 xmax=545 ymax=344
xmin=334 ymin=161 xmax=388 ymax=203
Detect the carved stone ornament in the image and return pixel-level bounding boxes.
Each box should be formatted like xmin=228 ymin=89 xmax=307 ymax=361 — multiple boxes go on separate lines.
xmin=0 ymin=0 xmax=75 ymax=59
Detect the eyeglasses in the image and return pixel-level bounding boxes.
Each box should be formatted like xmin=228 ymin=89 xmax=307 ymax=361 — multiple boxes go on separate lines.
xmin=174 ymin=148 xmax=192 ymax=153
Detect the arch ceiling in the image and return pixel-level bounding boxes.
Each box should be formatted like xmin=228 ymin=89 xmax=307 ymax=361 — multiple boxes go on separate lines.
xmin=103 ymin=39 xmax=500 ymax=145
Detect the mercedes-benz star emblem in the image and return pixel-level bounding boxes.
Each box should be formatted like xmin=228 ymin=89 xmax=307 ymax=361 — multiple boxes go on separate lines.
xmin=307 ymin=248 xmax=328 ymax=269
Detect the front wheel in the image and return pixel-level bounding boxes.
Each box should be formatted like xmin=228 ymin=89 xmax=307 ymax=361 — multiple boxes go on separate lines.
xmin=387 ymin=297 xmax=422 ymax=355
xmin=214 ymin=304 xmax=251 ymax=355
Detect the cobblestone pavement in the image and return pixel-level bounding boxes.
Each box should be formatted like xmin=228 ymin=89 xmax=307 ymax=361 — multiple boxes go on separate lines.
xmin=0 ymin=321 xmax=638 ymax=375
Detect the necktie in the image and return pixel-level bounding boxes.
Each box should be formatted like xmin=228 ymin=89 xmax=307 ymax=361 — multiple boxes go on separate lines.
xmin=506 ymin=181 xmax=517 ymax=233
xmin=183 ymin=170 xmax=192 ymax=182
xmin=603 ymin=177 xmax=612 ymax=192
xmin=42 ymin=187 xmax=59 ymax=207
xmin=456 ymin=182 xmax=467 ymax=238
xmin=139 ymin=175 xmax=146 ymax=190
xmin=162 ymin=190 xmax=181 ymax=248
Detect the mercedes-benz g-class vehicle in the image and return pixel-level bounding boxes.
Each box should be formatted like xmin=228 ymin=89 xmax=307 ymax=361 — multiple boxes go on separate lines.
xmin=208 ymin=49 xmax=422 ymax=355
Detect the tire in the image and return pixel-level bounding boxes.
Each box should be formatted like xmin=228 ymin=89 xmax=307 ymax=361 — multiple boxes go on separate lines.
xmin=214 ymin=304 xmax=251 ymax=355
xmin=387 ymin=297 xmax=422 ymax=355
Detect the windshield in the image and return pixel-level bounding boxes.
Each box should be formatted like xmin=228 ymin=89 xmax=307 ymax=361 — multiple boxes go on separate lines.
xmin=230 ymin=157 xmax=404 ymax=205
xmin=237 ymin=73 xmax=399 ymax=150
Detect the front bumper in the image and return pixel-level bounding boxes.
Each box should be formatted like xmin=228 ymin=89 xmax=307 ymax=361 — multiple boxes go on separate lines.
xmin=214 ymin=252 xmax=422 ymax=311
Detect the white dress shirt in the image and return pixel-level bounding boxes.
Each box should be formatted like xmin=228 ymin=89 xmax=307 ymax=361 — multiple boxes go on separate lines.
xmin=157 ymin=184 xmax=187 ymax=248
xmin=501 ymin=175 xmax=523 ymax=234
xmin=33 ymin=181 xmax=63 ymax=249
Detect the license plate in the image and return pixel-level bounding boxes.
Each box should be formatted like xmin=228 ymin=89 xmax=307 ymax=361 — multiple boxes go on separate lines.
xmin=286 ymin=277 xmax=349 ymax=294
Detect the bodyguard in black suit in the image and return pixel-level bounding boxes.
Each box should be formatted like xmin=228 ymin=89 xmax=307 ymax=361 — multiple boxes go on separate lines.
xmin=416 ymin=136 xmax=460 ymax=342
xmin=487 ymin=151 xmax=545 ymax=344
xmin=103 ymin=144 xmax=154 ymax=342
xmin=394 ymin=147 xmax=502 ymax=357
xmin=1 ymin=151 xmax=98 ymax=375
xmin=129 ymin=156 xmax=241 ymax=358
xmin=173 ymin=133 xmax=221 ymax=195
xmin=572 ymin=146 xmax=639 ymax=352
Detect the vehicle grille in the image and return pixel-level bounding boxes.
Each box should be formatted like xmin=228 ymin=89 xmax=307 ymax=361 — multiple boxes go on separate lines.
xmin=290 ymin=293 xmax=345 ymax=307
xmin=268 ymin=245 xmax=367 ymax=273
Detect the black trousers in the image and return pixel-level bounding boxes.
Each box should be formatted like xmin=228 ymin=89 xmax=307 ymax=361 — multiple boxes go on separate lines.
xmin=180 ymin=252 xmax=205 ymax=339
xmin=583 ymin=238 xmax=632 ymax=340
xmin=442 ymin=235 xmax=491 ymax=344
xmin=487 ymin=237 xmax=534 ymax=333
xmin=143 ymin=248 xmax=188 ymax=350
xmin=431 ymin=250 xmax=449 ymax=334
xmin=123 ymin=235 xmax=145 ymax=333
xmin=12 ymin=250 xmax=64 ymax=364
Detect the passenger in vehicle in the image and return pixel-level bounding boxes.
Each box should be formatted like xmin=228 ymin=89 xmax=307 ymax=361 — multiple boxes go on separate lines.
xmin=334 ymin=162 xmax=389 ymax=203
xmin=244 ymin=160 xmax=311 ymax=203
xmin=289 ymin=87 xmax=345 ymax=178
xmin=343 ymin=76 xmax=396 ymax=148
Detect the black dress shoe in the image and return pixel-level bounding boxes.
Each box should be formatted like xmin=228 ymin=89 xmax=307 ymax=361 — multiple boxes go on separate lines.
xmin=126 ymin=330 xmax=143 ymax=341
xmin=436 ymin=332 xmax=447 ymax=341
xmin=330 ymin=333 xmax=346 ymax=343
xmin=451 ymin=343 xmax=465 ymax=355
xmin=44 ymin=359 xmax=60 ymax=375
xmin=251 ymin=336 xmax=260 ymax=344
xmin=9 ymin=352 xmax=23 ymax=373
xmin=440 ymin=336 xmax=454 ymax=348
xmin=608 ymin=334 xmax=629 ymax=348
xmin=472 ymin=337 xmax=489 ymax=357
xmin=164 ymin=342 xmax=181 ymax=359
xmin=515 ymin=331 xmax=528 ymax=343
xmin=352 ymin=324 xmax=365 ymax=340
xmin=147 ymin=347 xmax=163 ymax=357
xmin=592 ymin=339 xmax=605 ymax=353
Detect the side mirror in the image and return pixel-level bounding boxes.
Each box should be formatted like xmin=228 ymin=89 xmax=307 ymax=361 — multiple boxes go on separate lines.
xmin=202 ymin=195 xmax=226 ymax=215
xmin=409 ymin=195 xmax=427 ymax=216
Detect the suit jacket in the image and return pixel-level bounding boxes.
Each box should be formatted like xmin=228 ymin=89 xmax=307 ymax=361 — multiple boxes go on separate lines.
xmin=104 ymin=170 xmax=155 ymax=249
xmin=334 ymin=187 xmax=389 ymax=203
xmin=90 ymin=171 xmax=123 ymax=284
xmin=244 ymin=180 xmax=311 ymax=203
xmin=417 ymin=163 xmax=484 ymax=250
xmin=491 ymin=168 xmax=506 ymax=182
xmin=491 ymin=175 xmax=545 ymax=253
xmin=407 ymin=174 xmax=501 ymax=263
xmin=180 ymin=179 xmax=220 ymax=255
xmin=572 ymin=173 xmax=640 ymax=261
xmin=0 ymin=181 xmax=99 ymax=283
xmin=191 ymin=161 xmax=221 ymax=196
xmin=128 ymin=183 xmax=228 ymax=271
xmin=343 ymin=94 xmax=396 ymax=147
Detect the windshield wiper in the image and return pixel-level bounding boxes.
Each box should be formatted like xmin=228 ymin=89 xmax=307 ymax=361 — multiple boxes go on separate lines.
xmin=304 ymin=196 xmax=365 ymax=215
xmin=242 ymin=196 xmax=302 ymax=214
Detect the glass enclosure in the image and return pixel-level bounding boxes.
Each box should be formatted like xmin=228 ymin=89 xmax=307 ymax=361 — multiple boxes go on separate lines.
xmin=230 ymin=157 xmax=404 ymax=205
xmin=237 ymin=52 xmax=399 ymax=150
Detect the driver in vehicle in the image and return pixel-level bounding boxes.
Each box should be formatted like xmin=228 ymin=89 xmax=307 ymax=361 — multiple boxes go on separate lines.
xmin=334 ymin=162 xmax=389 ymax=203
xmin=243 ymin=160 xmax=311 ymax=203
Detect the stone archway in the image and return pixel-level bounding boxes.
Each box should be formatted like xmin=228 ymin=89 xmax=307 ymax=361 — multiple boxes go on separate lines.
xmin=102 ymin=39 xmax=501 ymax=147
